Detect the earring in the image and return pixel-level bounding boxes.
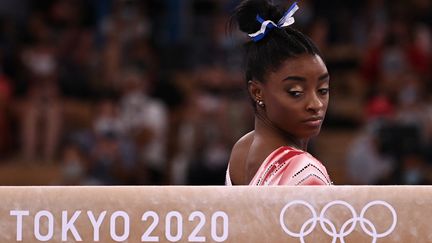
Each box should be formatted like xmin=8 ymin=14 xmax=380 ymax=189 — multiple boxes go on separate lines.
xmin=257 ymin=100 xmax=265 ymax=107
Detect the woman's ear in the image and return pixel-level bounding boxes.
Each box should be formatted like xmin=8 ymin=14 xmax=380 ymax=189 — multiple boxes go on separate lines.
xmin=248 ymin=80 xmax=264 ymax=102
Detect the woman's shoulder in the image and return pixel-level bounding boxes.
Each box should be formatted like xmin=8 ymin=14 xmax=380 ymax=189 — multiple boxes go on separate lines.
xmin=232 ymin=131 xmax=254 ymax=151
xmin=228 ymin=131 xmax=254 ymax=184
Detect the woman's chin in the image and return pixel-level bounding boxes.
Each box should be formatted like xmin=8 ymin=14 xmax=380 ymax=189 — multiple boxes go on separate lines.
xmin=299 ymin=127 xmax=322 ymax=139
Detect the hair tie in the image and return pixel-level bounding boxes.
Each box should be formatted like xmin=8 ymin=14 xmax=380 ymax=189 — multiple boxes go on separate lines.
xmin=248 ymin=2 xmax=299 ymax=42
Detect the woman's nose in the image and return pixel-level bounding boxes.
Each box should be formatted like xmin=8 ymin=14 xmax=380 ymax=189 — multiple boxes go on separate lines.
xmin=306 ymin=92 xmax=324 ymax=112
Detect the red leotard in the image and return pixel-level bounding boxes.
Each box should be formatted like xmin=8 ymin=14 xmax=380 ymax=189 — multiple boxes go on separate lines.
xmin=226 ymin=146 xmax=332 ymax=186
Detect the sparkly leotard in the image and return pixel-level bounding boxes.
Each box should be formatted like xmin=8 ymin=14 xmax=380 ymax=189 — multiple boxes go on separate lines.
xmin=226 ymin=146 xmax=332 ymax=186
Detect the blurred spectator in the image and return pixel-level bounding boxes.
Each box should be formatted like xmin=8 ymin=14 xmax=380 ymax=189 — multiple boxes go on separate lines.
xmin=424 ymin=100 xmax=432 ymax=166
xmin=178 ymin=64 xmax=252 ymax=185
xmin=19 ymin=12 xmax=63 ymax=162
xmin=58 ymin=29 xmax=97 ymax=99
xmin=0 ymin=70 xmax=12 ymax=156
xmin=364 ymin=90 xmax=395 ymax=121
xmin=50 ymin=0 xmax=97 ymax=98
xmin=118 ymin=67 xmax=168 ymax=184
xmin=88 ymin=131 xmax=121 ymax=184
xmin=400 ymin=154 xmax=429 ymax=185
xmin=308 ymin=17 xmax=330 ymax=52
xmin=406 ymin=24 xmax=432 ymax=79
xmin=93 ymin=97 xmax=123 ymax=137
xmin=346 ymin=122 xmax=394 ymax=185
xmin=58 ymin=142 xmax=89 ymax=185
xmin=99 ymin=0 xmax=152 ymax=90
xmin=88 ymin=97 xmax=137 ymax=184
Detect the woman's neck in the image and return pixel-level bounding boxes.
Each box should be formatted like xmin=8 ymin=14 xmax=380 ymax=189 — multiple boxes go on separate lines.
xmin=254 ymin=113 xmax=309 ymax=151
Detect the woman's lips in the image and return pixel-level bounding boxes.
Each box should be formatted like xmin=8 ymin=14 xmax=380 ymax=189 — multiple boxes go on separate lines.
xmin=303 ymin=117 xmax=323 ymax=127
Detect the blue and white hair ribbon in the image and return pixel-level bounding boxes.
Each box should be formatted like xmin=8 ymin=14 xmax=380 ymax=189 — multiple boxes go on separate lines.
xmin=248 ymin=2 xmax=299 ymax=42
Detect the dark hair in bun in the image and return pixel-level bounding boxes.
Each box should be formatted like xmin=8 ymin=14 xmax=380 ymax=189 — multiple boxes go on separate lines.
xmin=230 ymin=0 xmax=322 ymax=83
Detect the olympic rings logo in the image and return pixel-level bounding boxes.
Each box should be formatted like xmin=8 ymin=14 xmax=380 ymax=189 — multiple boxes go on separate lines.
xmin=279 ymin=200 xmax=397 ymax=243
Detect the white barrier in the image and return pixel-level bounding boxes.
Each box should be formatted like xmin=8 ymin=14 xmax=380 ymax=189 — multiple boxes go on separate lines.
xmin=0 ymin=186 xmax=428 ymax=242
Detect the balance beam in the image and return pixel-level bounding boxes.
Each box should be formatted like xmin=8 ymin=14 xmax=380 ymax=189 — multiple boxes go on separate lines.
xmin=0 ymin=186 xmax=426 ymax=242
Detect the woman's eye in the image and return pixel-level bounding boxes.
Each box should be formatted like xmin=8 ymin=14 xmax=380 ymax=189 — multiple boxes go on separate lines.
xmin=288 ymin=91 xmax=303 ymax=98
xmin=318 ymin=88 xmax=330 ymax=95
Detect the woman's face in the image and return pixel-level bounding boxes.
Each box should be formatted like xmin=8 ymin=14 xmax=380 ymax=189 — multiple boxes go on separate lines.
xmin=261 ymin=54 xmax=329 ymax=139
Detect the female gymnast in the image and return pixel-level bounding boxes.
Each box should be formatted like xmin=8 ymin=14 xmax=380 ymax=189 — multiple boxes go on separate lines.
xmin=226 ymin=0 xmax=332 ymax=185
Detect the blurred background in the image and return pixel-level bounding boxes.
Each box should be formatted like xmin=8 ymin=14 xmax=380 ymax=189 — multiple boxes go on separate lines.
xmin=0 ymin=0 xmax=431 ymax=185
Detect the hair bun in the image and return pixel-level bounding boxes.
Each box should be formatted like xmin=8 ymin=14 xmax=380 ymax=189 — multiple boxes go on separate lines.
xmin=233 ymin=0 xmax=282 ymax=35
